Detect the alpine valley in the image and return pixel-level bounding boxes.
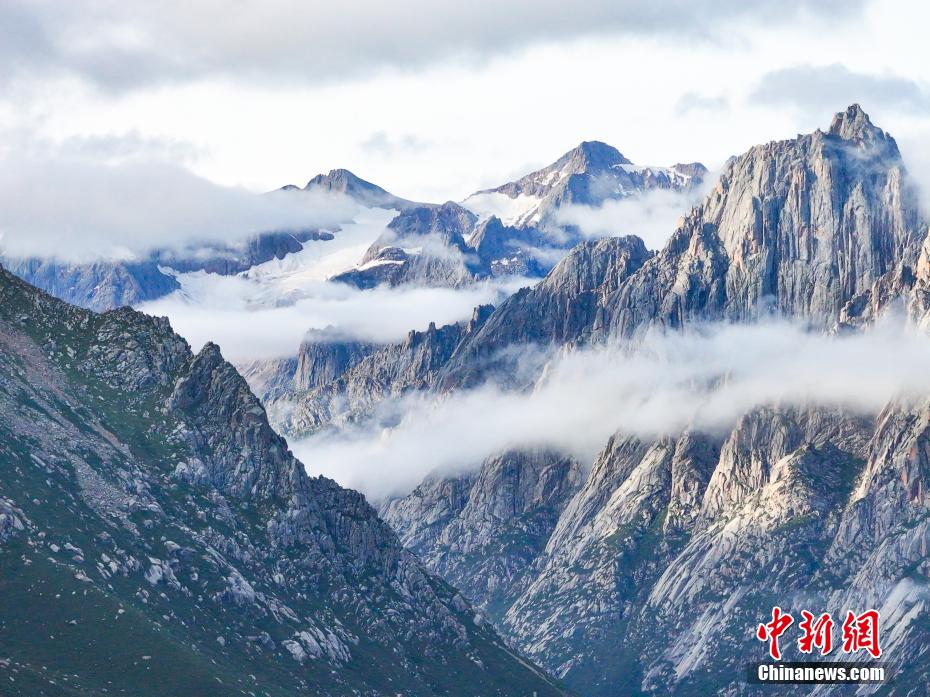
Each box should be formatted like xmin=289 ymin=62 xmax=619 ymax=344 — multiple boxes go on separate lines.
xmin=4 ymin=104 xmax=930 ymax=697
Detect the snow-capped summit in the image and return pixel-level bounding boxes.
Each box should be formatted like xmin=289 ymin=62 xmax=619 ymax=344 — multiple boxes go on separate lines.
xmin=462 ymin=140 xmax=706 ymax=228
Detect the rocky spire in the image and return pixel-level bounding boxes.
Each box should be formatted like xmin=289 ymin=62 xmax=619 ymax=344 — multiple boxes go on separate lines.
xmin=828 ymin=102 xmax=888 ymax=143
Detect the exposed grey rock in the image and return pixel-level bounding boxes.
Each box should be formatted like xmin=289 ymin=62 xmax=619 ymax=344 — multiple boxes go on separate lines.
xmin=332 ymin=201 xmax=480 ymax=289
xmin=383 ymin=450 xmax=583 ymax=618
xmin=375 ymin=107 xmax=930 ymax=696
xmin=600 ymin=104 xmax=922 ymax=336
xmin=270 ymin=305 xmax=495 ymax=435
xmin=1 ymin=257 xmax=180 ymax=311
xmin=439 ymin=235 xmax=651 ymax=389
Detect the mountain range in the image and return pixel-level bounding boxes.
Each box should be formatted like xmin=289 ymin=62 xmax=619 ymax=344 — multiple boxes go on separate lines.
xmin=0 ymin=143 xmax=705 ymax=312
xmin=253 ymin=105 xmax=930 ymax=695
xmin=4 ymin=104 xmax=930 ymax=696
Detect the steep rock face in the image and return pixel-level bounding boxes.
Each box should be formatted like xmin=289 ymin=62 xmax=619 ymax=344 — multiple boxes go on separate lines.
xmin=298 ymin=107 xmax=930 ymax=696
xmin=240 ymin=333 xmax=379 ymax=404
xmin=269 ymin=305 xmax=495 ymax=436
xmin=468 ymin=215 xmax=549 ymax=278
xmin=439 ymin=236 xmax=651 ymax=389
xmin=601 ymin=104 xmax=922 ymax=336
xmin=819 ymin=401 xmax=930 ymax=694
xmin=435 ymin=106 xmax=923 ymax=376
xmin=497 ymin=408 xmax=873 ymax=695
xmin=292 ymin=333 xmax=379 ymax=392
xmin=0 ymin=266 xmax=565 ymax=697
xmin=1 ymin=257 xmax=180 ymax=311
xmin=333 ymin=202 xmax=480 ymax=289
xmin=383 ymin=450 xmax=583 ymax=619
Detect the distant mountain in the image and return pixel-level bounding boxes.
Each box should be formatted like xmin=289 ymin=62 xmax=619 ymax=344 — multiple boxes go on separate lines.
xmin=2 ymin=169 xmax=411 ymax=311
xmin=330 ymin=202 xmax=482 ymax=289
xmin=332 ymin=143 xmax=706 ymax=290
xmin=299 ymin=168 xmax=426 ymax=211
xmin=462 ymin=140 xmax=706 ymax=229
xmin=0 ymin=257 xmax=182 ymax=311
xmin=0 ymin=265 xmax=567 ymax=697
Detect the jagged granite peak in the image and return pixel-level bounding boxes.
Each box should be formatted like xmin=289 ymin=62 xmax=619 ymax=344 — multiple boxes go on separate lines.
xmin=827 ymin=102 xmax=889 ymax=144
xmin=0 ymin=266 xmax=566 ymax=697
xmin=595 ymin=104 xmax=923 ymax=336
xmin=431 ymin=104 xmax=924 ymax=374
xmin=361 ymin=108 xmax=930 ymax=696
xmin=438 ymin=235 xmax=652 ymax=389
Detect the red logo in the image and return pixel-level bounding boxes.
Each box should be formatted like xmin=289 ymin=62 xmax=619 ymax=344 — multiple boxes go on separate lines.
xmin=756 ymin=608 xmax=881 ymax=659
xmin=842 ymin=610 xmax=882 ymax=658
xmin=757 ymin=606 xmax=794 ymax=660
xmin=798 ymin=611 xmax=834 ymax=655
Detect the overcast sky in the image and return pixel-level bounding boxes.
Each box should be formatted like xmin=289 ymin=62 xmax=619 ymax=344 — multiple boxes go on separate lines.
xmin=1 ymin=0 xmax=928 ymax=206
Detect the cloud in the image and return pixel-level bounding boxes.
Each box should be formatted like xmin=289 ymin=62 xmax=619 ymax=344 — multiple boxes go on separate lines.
xmin=360 ymin=131 xmax=432 ymax=157
xmin=0 ymin=1 xmax=864 ymax=91
xmin=675 ymin=92 xmax=729 ymax=115
xmin=750 ymin=64 xmax=930 ymax=115
xmin=140 ymin=271 xmax=530 ymax=361
xmin=897 ymin=128 xmax=930 ymax=218
xmin=552 ymin=186 xmax=707 ymax=250
xmin=0 ymin=152 xmax=359 ymax=262
xmin=291 ymin=317 xmax=930 ymax=500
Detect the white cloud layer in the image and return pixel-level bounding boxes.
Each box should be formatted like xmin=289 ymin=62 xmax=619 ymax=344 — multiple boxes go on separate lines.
xmin=141 ymin=273 xmax=530 ymax=361
xmin=291 ymin=317 xmax=930 ymax=500
xmin=552 ymin=187 xmax=708 ymax=250
xmin=0 ymin=154 xmax=358 ymax=263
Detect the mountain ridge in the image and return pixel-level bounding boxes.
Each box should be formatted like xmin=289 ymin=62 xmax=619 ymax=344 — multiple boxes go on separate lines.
xmin=0 ymin=262 xmax=567 ymax=697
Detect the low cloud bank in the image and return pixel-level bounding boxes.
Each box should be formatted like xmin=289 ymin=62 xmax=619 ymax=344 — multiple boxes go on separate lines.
xmin=142 ymin=272 xmax=532 ymax=361
xmin=0 ymin=156 xmax=358 ymax=263
xmin=552 ymin=186 xmax=705 ymax=250
xmin=291 ymin=318 xmax=930 ymax=500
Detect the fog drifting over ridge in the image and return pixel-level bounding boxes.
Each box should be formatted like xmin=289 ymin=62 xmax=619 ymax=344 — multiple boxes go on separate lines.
xmin=551 ymin=174 xmax=716 ymax=250
xmin=0 ymin=156 xmax=359 ymax=263
xmin=292 ymin=316 xmax=930 ymax=499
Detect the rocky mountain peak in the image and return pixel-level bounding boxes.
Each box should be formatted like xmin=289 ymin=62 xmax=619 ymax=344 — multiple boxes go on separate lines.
xmin=562 ymin=140 xmax=632 ymax=172
xmin=827 ymin=103 xmax=887 ymax=144
xmin=304 ymin=167 xmax=375 ymax=192
xmin=302 ymin=168 xmax=420 ymax=210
